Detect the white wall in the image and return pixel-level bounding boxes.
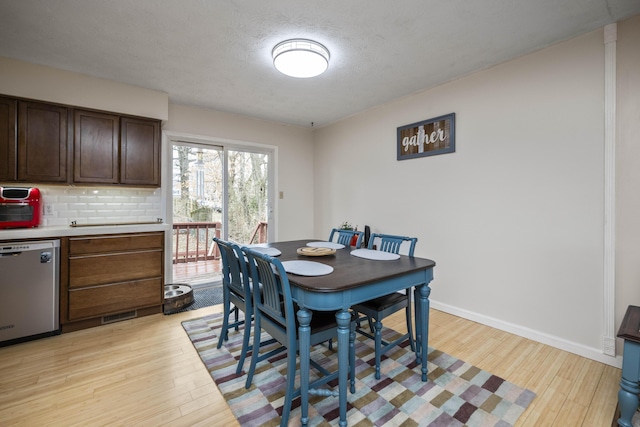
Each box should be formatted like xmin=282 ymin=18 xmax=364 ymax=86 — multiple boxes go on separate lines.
xmin=163 ymin=104 xmax=315 ymax=242
xmin=616 ymin=15 xmax=640 ymax=349
xmin=314 ymin=29 xmax=610 ymax=362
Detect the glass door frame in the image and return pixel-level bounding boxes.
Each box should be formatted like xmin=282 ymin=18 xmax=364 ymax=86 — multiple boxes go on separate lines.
xmin=162 ymin=131 xmax=276 ymax=284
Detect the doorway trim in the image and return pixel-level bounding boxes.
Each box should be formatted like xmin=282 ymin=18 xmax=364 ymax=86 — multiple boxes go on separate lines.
xmin=162 ymin=130 xmax=277 ymax=284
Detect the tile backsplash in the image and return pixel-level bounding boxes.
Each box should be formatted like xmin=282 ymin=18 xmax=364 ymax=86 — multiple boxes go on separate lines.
xmin=37 ymin=186 xmax=163 ymax=227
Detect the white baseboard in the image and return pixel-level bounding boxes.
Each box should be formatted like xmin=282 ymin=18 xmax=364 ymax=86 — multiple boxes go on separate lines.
xmin=430 ymin=300 xmax=623 ymax=369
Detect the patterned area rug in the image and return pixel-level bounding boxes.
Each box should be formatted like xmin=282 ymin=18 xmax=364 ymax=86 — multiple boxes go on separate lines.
xmin=182 ymin=313 xmax=536 ymax=427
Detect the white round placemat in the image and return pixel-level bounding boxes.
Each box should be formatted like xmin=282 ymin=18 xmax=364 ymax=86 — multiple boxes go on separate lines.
xmin=281 ymin=260 xmax=334 ymax=276
xmin=307 ymin=241 xmax=345 ymax=250
xmin=350 ymin=249 xmax=400 ymax=261
xmin=247 ymin=246 xmax=282 ymax=256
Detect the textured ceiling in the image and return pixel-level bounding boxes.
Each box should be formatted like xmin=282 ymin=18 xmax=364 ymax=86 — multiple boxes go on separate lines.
xmin=0 ymin=0 xmax=639 ymax=128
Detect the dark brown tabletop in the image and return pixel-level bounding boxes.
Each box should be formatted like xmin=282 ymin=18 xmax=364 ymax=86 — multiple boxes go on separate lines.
xmin=618 ymin=305 xmax=640 ymax=344
xmin=260 ymin=239 xmax=436 ymax=293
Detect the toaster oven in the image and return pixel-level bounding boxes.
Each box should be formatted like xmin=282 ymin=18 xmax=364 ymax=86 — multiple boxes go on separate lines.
xmin=0 ymin=187 xmax=42 ymax=229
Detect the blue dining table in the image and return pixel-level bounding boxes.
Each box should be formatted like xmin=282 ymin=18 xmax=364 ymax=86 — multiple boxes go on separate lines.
xmin=265 ymin=239 xmax=436 ymax=427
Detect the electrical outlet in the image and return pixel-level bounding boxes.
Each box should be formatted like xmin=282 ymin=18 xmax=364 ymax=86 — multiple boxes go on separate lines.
xmin=44 ymin=203 xmax=54 ymax=216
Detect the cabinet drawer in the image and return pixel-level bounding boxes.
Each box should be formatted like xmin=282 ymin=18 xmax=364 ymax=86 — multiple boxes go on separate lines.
xmin=68 ymin=278 xmax=161 ymax=320
xmin=69 ymin=232 xmax=163 ymax=255
xmin=69 ymin=250 xmax=162 ymax=288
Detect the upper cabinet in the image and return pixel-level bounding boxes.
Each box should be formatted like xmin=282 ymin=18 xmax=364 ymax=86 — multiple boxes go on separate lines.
xmin=0 ymin=95 xmax=161 ymax=187
xmin=0 ymin=98 xmax=69 ymax=183
xmin=18 ymin=101 xmax=70 ymax=183
xmin=0 ymin=96 xmax=17 ymax=181
xmin=120 ymin=117 xmax=160 ymax=186
xmin=74 ymin=110 xmax=120 ymax=184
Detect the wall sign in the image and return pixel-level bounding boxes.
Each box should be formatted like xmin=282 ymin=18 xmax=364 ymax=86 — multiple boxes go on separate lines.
xmin=397 ymin=113 xmax=455 ymax=160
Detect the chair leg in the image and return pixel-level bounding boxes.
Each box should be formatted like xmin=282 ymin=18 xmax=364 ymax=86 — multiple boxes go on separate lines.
xmin=405 ymin=306 xmax=415 ymax=352
xmin=374 ymin=319 xmax=383 ymax=380
xmin=367 ymin=316 xmax=375 ymax=334
xmin=236 ymin=313 xmax=252 ymax=374
xmin=413 ymin=287 xmax=421 ymax=363
xmin=245 ymin=317 xmax=262 ymax=389
xmin=233 ymin=305 xmax=239 ymax=331
xmin=217 ymin=293 xmax=231 ymax=349
xmin=280 ymin=347 xmax=297 ymax=427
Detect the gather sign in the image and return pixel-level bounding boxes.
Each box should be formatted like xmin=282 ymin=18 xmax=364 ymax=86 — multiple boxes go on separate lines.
xmin=397 ymin=113 xmax=455 ymax=160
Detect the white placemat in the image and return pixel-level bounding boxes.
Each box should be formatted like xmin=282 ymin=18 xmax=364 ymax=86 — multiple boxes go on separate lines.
xmin=350 ymin=248 xmax=400 ymax=261
xmin=281 ymin=260 xmax=334 ymax=276
xmin=247 ymin=245 xmax=281 ymax=256
xmin=306 ymin=241 xmax=345 ymax=250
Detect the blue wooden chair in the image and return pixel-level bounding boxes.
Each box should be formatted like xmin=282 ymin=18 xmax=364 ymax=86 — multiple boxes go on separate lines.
xmin=328 ymin=228 xmax=364 ymax=248
xmin=242 ymin=246 xmax=356 ymax=427
xmin=352 ymin=233 xmax=418 ymax=379
xmin=214 ymin=237 xmax=261 ymax=375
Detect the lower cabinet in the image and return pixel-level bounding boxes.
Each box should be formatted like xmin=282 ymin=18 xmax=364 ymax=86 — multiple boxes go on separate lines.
xmin=61 ymin=231 xmax=164 ymax=332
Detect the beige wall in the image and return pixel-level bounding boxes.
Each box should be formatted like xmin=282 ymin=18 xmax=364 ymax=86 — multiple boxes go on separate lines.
xmin=616 ymin=14 xmax=640 ymax=347
xmin=0 ymin=56 xmax=169 ymax=119
xmin=314 ymin=29 xmax=611 ymax=363
xmin=163 ymin=104 xmax=315 ymax=242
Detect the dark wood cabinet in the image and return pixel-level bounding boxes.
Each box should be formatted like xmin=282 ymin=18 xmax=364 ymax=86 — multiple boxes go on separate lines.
xmin=0 ymin=96 xmax=17 ymax=181
xmin=73 ymin=111 xmax=160 ymax=186
xmin=120 ymin=116 xmax=160 ymax=186
xmin=17 ymin=101 xmax=70 ymax=183
xmin=73 ymin=110 xmax=119 ymax=184
xmin=0 ymin=94 xmax=161 ymax=188
xmin=62 ymin=232 xmax=164 ymax=331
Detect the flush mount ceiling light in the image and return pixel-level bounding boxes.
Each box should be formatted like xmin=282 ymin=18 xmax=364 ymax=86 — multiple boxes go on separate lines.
xmin=272 ymin=39 xmax=330 ymax=78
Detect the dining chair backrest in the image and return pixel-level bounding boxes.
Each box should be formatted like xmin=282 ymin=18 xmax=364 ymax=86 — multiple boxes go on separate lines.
xmin=328 ymin=228 xmax=363 ymax=248
xmin=213 ymin=237 xmax=257 ymax=374
xmin=367 ymin=233 xmax=417 ymax=256
xmin=244 ymin=247 xmax=296 ymax=345
xmin=214 ymin=237 xmax=250 ymax=300
xmin=242 ymin=245 xmax=356 ymax=426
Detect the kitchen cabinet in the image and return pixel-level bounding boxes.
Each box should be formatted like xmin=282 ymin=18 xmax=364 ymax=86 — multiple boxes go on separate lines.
xmin=73 ymin=109 xmax=119 ymax=184
xmin=0 ymin=94 xmax=161 ymax=188
xmin=18 ymin=101 xmax=70 ymax=183
xmin=73 ymin=111 xmax=160 ymax=186
xmin=120 ymin=116 xmax=160 ymax=186
xmin=61 ymin=231 xmax=164 ymax=332
xmin=0 ymin=96 xmax=17 ymax=181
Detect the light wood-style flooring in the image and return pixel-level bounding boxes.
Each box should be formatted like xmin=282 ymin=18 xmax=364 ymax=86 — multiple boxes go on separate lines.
xmin=172 ymin=258 xmax=222 ymax=285
xmin=0 ymin=305 xmax=621 ymax=426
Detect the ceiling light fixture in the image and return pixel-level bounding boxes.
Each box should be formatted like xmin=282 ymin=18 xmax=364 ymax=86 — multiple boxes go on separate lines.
xmin=272 ymin=39 xmax=329 ymax=78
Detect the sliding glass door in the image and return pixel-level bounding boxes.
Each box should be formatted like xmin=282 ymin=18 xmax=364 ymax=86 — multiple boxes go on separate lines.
xmin=171 ymin=140 xmax=273 ymax=286
xmin=226 ymin=149 xmax=270 ymax=245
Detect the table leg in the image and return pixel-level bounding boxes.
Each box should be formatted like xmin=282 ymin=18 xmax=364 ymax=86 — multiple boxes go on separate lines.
xmin=416 ymin=283 xmax=431 ymax=382
xmin=414 ymin=287 xmax=421 ymax=364
xmin=618 ymin=341 xmax=640 ymax=427
xmin=297 ymin=307 xmax=312 ymax=427
xmin=336 ymin=309 xmax=351 ymax=427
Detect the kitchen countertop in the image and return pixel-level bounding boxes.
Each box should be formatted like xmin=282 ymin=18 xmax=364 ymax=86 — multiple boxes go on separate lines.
xmin=0 ymin=223 xmax=171 ymax=241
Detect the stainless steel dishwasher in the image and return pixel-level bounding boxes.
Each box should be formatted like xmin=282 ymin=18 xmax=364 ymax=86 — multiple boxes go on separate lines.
xmin=0 ymin=239 xmax=60 ymax=346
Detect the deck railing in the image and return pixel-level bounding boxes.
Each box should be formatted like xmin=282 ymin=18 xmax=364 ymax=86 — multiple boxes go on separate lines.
xmin=172 ymin=222 xmax=221 ymax=264
xmin=249 ymin=221 xmax=268 ymax=245
xmin=172 ymin=221 xmax=269 ymax=264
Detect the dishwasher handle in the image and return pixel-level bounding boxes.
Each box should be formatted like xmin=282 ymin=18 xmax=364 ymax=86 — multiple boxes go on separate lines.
xmin=0 ymin=252 xmax=22 ymax=257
